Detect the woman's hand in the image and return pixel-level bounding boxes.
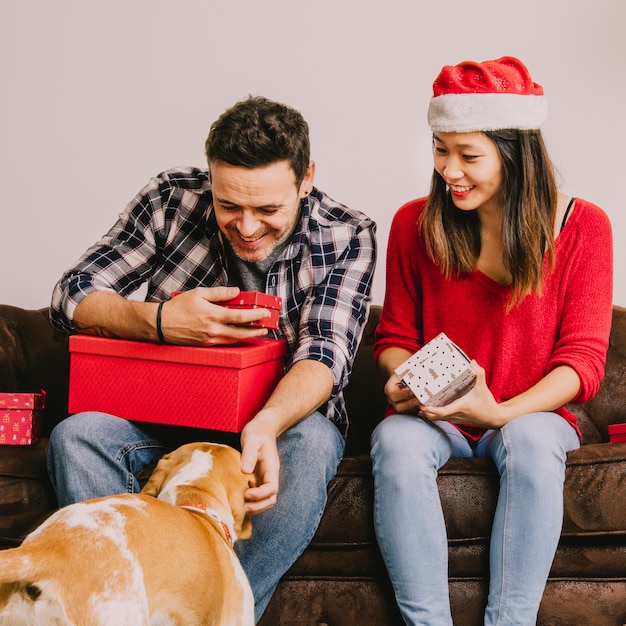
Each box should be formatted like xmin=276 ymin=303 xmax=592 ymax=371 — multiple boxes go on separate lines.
xmin=384 ymin=372 xmax=422 ymax=415
xmin=419 ymin=361 xmax=508 ymax=429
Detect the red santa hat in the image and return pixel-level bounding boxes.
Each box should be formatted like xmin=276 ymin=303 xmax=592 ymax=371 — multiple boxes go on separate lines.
xmin=427 ymin=56 xmax=547 ymax=132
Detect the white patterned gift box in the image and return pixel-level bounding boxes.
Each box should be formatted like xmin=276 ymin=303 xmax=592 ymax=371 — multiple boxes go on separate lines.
xmin=394 ymin=333 xmax=476 ymax=407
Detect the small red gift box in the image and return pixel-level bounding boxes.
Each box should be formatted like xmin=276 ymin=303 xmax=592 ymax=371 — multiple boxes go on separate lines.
xmin=0 ymin=392 xmax=45 ymax=445
xmin=172 ymin=291 xmax=282 ymax=329
xmin=68 ymin=335 xmax=286 ymax=432
xmin=221 ymin=292 xmax=282 ymax=329
xmin=608 ymin=423 xmax=626 ymax=443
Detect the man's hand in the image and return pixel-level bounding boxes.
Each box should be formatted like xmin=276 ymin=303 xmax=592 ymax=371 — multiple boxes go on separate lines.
xmin=73 ymin=287 xmax=272 ymax=345
xmin=239 ymin=414 xmax=280 ymax=515
xmin=235 ymin=359 xmax=334 ymax=515
xmin=160 ymin=287 xmax=272 ymax=345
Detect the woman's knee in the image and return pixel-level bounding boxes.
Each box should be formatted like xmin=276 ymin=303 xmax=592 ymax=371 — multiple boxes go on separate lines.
xmin=492 ymin=413 xmax=579 ymax=478
xmin=501 ymin=413 xmax=577 ymax=456
xmin=372 ymin=414 xmax=446 ymax=453
xmin=371 ymin=415 xmax=449 ymax=477
xmin=372 ymin=414 xmax=415 ymax=452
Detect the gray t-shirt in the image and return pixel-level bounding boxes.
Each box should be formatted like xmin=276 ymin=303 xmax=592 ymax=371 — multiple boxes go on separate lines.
xmin=224 ymin=237 xmax=291 ymax=292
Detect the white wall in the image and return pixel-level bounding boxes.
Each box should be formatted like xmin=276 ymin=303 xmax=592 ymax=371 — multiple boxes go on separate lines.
xmin=2 ymin=0 xmax=624 ymax=308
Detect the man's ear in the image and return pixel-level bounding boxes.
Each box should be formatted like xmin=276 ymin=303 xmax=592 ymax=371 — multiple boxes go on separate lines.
xmin=298 ymin=160 xmax=316 ymax=198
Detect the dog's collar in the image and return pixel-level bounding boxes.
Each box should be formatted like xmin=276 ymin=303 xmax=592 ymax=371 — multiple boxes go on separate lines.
xmin=178 ymin=503 xmax=233 ymax=546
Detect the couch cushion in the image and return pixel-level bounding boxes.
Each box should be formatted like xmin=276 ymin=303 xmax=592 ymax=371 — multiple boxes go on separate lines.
xmin=562 ymin=441 xmax=626 ymax=536
xmin=285 ymin=440 xmax=626 ymax=581
xmin=0 ymin=439 xmax=57 ymax=545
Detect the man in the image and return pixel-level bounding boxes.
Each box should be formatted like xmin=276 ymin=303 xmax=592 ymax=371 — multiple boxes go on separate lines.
xmin=48 ymin=96 xmax=376 ymax=621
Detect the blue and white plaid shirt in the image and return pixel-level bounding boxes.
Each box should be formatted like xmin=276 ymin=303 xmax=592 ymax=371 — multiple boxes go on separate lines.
xmin=51 ymin=167 xmax=377 ymax=434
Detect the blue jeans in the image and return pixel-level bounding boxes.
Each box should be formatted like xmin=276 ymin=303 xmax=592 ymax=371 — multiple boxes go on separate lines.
xmin=370 ymin=413 xmax=580 ymax=626
xmin=47 ymin=411 xmax=344 ymax=623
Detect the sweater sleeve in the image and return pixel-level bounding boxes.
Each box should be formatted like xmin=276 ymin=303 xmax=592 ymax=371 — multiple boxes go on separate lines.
xmin=547 ymin=200 xmax=613 ymax=403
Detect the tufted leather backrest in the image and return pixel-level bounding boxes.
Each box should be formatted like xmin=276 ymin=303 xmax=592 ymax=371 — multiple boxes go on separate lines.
xmin=343 ymin=305 xmax=626 ymax=455
xmin=0 ymin=303 xmax=624 ymax=449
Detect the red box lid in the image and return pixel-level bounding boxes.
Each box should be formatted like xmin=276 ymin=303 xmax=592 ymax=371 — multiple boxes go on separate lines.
xmin=0 ymin=392 xmax=46 ymax=410
xmin=68 ymin=335 xmax=286 ymax=368
xmin=172 ymin=291 xmax=282 ymax=311
xmin=221 ymin=292 xmax=282 ymax=310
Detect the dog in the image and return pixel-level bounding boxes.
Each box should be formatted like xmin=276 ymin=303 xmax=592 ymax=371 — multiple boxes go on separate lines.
xmin=0 ymin=442 xmax=256 ymax=625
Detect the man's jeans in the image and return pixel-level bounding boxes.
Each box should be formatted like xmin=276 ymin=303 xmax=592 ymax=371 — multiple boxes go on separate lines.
xmin=47 ymin=411 xmax=344 ymax=622
xmin=370 ymin=413 xmax=580 ymax=626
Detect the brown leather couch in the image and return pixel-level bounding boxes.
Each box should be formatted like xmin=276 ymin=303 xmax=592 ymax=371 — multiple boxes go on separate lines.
xmin=1 ymin=303 xmax=625 ymax=626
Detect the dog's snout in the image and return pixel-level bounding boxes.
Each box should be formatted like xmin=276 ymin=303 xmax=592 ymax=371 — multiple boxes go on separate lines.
xmin=24 ymin=584 xmax=42 ymax=601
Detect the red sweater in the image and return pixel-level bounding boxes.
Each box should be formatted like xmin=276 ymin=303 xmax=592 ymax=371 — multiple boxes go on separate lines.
xmin=374 ymin=197 xmax=613 ymax=438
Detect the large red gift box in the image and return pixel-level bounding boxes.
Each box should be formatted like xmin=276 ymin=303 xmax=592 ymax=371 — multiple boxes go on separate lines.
xmin=68 ymin=335 xmax=286 ymax=432
xmin=608 ymin=423 xmax=626 ymax=443
xmin=0 ymin=392 xmax=44 ymax=445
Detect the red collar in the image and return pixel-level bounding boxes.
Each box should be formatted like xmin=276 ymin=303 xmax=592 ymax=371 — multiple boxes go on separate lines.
xmin=178 ymin=503 xmax=233 ymax=546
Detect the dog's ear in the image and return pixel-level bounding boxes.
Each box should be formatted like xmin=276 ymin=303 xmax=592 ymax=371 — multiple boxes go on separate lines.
xmin=237 ymin=512 xmax=254 ymax=540
xmin=140 ymin=452 xmax=172 ymax=497
xmin=229 ymin=475 xmax=256 ymax=541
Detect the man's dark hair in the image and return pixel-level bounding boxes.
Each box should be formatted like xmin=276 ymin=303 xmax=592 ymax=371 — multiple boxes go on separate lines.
xmin=205 ymin=96 xmax=311 ymax=186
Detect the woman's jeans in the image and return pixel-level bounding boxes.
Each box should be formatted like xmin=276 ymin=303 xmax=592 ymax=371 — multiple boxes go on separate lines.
xmin=47 ymin=411 xmax=345 ymax=623
xmin=370 ymin=413 xmax=580 ymax=626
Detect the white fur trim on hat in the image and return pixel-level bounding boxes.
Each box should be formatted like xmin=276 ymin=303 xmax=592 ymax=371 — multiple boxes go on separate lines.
xmin=428 ymin=92 xmax=547 ymax=132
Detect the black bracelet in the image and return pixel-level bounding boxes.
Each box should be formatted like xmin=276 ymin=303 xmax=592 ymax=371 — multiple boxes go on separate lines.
xmin=156 ymin=301 xmax=166 ymax=344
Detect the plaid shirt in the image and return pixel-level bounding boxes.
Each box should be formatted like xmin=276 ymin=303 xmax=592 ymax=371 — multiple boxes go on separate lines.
xmin=51 ymin=167 xmax=377 ymax=434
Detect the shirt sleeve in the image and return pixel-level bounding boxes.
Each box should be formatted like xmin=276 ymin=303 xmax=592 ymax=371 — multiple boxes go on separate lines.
xmin=49 ymin=176 xmax=164 ymax=332
xmin=289 ymin=217 xmax=377 ymax=395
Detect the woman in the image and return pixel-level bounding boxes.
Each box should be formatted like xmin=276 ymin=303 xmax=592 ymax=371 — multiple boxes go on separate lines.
xmin=371 ymin=56 xmax=613 ymax=625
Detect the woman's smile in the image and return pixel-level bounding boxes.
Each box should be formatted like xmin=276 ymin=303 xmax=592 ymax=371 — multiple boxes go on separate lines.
xmin=448 ymin=184 xmax=474 ymax=198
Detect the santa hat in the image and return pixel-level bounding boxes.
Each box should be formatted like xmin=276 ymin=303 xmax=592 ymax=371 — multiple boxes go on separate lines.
xmin=427 ymin=56 xmax=547 ymax=132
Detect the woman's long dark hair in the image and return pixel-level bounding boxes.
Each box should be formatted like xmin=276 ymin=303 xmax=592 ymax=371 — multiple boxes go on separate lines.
xmin=420 ymin=129 xmax=558 ymax=306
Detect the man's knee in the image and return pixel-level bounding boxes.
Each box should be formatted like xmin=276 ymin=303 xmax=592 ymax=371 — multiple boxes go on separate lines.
xmin=278 ymin=413 xmax=343 ymax=485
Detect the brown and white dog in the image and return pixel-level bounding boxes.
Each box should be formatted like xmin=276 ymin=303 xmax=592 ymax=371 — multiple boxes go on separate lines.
xmin=0 ymin=442 xmax=255 ymax=625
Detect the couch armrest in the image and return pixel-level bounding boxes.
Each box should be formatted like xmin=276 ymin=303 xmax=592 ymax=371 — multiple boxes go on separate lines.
xmin=583 ymin=306 xmax=626 ymax=440
xmin=0 ymin=305 xmax=70 ymax=435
